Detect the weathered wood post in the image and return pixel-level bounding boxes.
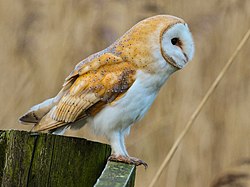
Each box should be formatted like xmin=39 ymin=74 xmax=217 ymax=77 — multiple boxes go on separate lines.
xmin=0 ymin=130 xmax=136 ymax=187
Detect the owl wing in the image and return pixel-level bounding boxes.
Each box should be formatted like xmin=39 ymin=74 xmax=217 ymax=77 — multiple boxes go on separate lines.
xmin=32 ymin=53 xmax=136 ymax=132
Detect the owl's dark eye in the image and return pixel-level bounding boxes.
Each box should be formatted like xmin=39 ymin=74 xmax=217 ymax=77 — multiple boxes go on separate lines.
xmin=171 ymin=38 xmax=179 ymax=45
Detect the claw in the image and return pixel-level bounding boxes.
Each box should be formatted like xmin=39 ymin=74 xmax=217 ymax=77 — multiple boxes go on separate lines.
xmin=108 ymin=154 xmax=148 ymax=169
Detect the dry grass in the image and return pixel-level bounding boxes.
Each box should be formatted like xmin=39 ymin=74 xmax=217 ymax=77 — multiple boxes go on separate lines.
xmin=0 ymin=0 xmax=249 ymax=187
xmin=211 ymin=158 xmax=250 ymax=187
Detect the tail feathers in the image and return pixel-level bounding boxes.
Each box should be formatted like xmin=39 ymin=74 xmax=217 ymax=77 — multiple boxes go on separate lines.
xmin=31 ymin=107 xmax=67 ymax=132
xmin=19 ymin=97 xmax=56 ymax=124
xmin=32 ymin=110 xmax=88 ymax=133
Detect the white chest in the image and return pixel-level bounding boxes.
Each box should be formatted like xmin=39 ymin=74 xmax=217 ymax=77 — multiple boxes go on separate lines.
xmin=89 ymin=70 xmax=170 ymax=136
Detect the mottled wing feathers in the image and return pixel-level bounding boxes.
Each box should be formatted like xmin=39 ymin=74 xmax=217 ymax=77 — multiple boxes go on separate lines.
xmin=53 ymin=61 xmax=136 ymax=122
xmin=63 ymin=53 xmax=124 ymax=87
xmin=33 ymin=53 xmax=136 ymax=132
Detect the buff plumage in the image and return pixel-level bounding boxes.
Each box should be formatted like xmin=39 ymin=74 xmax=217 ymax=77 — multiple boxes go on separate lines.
xmin=19 ymin=15 xmax=194 ymax=167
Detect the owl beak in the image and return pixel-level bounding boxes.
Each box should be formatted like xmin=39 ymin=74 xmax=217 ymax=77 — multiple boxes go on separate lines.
xmin=183 ymin=52 xmax=189 ymax=64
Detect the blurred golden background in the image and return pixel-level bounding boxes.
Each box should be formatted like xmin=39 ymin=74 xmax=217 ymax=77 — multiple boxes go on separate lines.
xmin=0 ymin=0 xmax=250 ymax=186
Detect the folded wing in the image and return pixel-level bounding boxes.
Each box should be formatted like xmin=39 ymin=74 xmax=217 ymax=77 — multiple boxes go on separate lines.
xmin=32 ymin=53 xmax=136 ymax=132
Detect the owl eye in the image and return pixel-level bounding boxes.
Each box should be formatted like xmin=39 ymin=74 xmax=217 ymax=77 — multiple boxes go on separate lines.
xmin=171 ymin=38 xmax=179 ymax=45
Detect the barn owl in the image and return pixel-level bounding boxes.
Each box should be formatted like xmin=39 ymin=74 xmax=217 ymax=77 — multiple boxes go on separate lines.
xmin=19 ymin=15 xmax=194 ymax=167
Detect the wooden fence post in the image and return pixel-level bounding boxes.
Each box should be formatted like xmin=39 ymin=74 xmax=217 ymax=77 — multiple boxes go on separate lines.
xmin=0 ymin=130 xmax=136 ymax=187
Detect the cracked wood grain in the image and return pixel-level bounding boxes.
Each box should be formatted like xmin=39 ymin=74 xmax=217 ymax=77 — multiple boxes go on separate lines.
xmin=0 ymin=130 xmax=111 ymax=187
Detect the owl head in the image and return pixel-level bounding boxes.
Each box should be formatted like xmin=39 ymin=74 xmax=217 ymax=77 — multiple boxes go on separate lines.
xmin=112 ymin=15 xmax=195 ymax=72
xmin=160 ymin=19 xmax=194 ymax=69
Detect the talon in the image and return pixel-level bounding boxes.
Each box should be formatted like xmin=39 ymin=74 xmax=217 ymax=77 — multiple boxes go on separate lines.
xmin=108 ymin=154 xmax=148 ymax=169
xmin=130 ymin=157 xmax=148 ymax=169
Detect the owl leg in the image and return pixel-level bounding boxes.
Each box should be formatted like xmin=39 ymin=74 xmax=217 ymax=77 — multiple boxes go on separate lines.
xmin=108 ymin=130 xmax=148 ymax=168
xmin=120 ymin=128 xmax=129 ymax=156
xmin=108 ymin=131 xmax=126 ymax=156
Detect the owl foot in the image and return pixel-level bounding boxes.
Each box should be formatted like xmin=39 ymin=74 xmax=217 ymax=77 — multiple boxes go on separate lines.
xmin=108 ymin=154 xmax=148 ymax=169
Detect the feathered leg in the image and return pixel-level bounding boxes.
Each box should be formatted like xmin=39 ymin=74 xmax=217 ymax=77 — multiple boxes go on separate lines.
xmin=108 ymin=130 xmax=148 ymax=168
